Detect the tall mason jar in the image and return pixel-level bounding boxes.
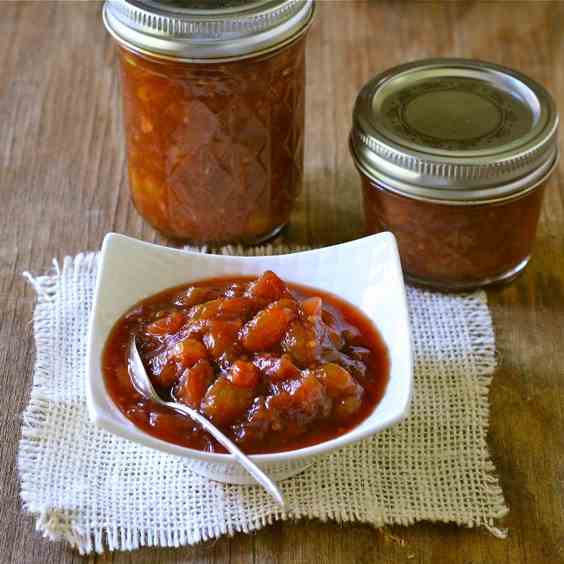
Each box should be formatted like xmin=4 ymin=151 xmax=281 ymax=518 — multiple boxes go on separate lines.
xmin=104 ymin=0 xmax=315 ymax=244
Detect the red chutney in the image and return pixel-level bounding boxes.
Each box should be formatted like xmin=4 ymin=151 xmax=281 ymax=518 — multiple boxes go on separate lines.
xmin=102 ymin=271 xmax=389 ymax=454
xmin=117 ymin=36 xmax=306 ymax=244
xmin=362 ymin=176 xmax=547 ymax=289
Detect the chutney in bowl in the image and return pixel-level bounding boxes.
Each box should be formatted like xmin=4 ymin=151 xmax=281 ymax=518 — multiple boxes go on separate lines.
xmin=102 ymin=271 xmax=390 ymax=455
xmin=86 ymin=233 xmax=412 ymax=483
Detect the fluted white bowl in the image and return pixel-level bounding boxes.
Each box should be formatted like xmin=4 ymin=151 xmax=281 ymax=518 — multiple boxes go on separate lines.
xmin=86 ymin=232 xmax=412 ymax=484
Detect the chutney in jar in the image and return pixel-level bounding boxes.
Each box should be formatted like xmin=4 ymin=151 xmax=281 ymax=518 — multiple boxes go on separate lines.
xmin=361 ymin=176 xmax=549 ymax=289
xmin=104 ymin=0 xmax=314 ymax=244
xmin=350 ymin=58 xmax=559 ymax=290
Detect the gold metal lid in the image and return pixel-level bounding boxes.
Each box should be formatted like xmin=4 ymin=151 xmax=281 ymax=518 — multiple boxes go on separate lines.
xmin=351 ymin=58 xmax=559 ymax=203
xmin=103 ymin=0 xmax=314 ymax=62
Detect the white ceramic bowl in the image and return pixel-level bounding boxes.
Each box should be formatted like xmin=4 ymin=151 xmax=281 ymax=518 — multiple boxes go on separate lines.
xmin=86 ymin=232 xmax=412 ymax=484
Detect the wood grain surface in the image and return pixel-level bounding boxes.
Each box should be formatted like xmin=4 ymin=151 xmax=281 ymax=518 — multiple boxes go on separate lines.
xmin=2 ymin=1 xmax=564 ymax=563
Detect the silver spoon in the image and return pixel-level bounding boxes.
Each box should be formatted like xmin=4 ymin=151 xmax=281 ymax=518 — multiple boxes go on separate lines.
xmin=128 ymin=337 xmax=285 ymax=508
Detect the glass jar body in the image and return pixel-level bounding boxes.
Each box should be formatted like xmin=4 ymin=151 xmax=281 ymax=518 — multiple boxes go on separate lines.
xmin=360 ymin=174 xmax=550 ymax=290
xmin=116 ymin=37 xmax=307 ymax=244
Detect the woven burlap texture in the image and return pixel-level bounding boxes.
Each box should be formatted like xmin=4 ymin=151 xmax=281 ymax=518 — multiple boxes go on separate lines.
xmin=20 ymin=245 xmax=508 ymax=554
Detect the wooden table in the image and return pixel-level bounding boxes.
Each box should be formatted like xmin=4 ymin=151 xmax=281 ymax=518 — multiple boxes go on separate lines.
xmin=2 ymin=2 xmax=564 ymax=562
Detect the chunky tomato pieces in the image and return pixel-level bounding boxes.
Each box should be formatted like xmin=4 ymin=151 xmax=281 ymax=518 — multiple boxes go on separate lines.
xmin=102 ymin=271 xmax=389 ymax=454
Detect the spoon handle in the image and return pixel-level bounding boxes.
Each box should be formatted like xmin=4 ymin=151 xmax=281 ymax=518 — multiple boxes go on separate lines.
xmin=166 ymin=402 xmax=286 ymax=508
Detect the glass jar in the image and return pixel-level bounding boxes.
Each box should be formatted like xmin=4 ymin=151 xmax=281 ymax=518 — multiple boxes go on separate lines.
xmin=104 ymin=0 xmax=314 ymax=244
xmin=350 ymin=59 xmax=559 ymax=290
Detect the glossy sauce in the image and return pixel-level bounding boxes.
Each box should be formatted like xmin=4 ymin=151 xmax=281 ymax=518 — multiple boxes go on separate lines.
xmin=102 ymin=272 xmax=389 ymax=454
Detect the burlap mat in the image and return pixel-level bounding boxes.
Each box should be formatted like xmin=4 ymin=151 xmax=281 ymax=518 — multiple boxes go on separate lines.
xmin=19 ymin=244 xmax=508 ymax=554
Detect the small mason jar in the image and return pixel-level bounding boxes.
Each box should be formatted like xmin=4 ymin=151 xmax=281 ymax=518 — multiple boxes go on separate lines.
xmin=350 ymin=59 xmax=559 ymax=290
xmin=104 ymin=0 xmax=314 ymax=244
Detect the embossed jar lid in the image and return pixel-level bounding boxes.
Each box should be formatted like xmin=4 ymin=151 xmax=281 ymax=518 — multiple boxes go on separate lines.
xmin=350 ymin=58 xmax=559 ymax=203
xmin=103 ymin=0 xmax=315 ymax=62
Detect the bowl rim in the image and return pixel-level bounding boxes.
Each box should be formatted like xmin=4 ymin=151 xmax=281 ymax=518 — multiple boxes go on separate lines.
xmin=86 ymin=232 xmax=413 ymax=464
